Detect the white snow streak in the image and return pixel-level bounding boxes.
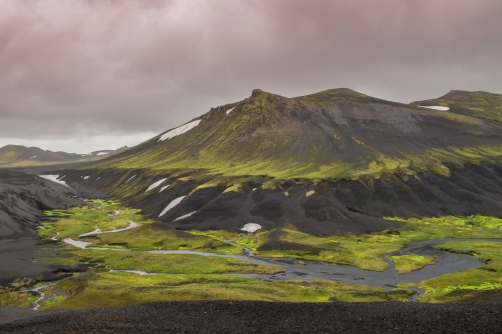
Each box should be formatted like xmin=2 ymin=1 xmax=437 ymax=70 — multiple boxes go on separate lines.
xmin=226 ymin=107 xmax=235 ymax=115
xmin=29 ymin=156 xmax=37 ymax=159
xmin=125 ymin=175 xmax=136 ymax=183
xmin=160 ymin=185 xmax=170 ymax=192
xmin=418 ymin=105 xmax=450 ymax=111
xmin=158 ymin=196 xmax=186 ymax=217
xmin=145 ymin=178 xmax=168 ymax=192
xmin=96 ymin=152 xmax=109 ymax=156
xmin=83 ymin=176 xmax=90 ymax=180
xmin=174 ymin=211 xmax=196 ymax=221
xmin=39 ymin=174 xmax=70 ymax=188
xmin=158 ymin=120 xmax=201 ymax=142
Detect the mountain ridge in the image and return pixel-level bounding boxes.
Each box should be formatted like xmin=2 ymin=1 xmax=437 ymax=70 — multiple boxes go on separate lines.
xmin=0 ymin=144 xmax=128 ymax=168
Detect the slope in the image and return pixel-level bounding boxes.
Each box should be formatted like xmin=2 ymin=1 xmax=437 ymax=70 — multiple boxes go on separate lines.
xmin=60 ymin=88 xmax=502 ymax=236
xmin=411 ymin=90 xmax=502 ymax=124
xmin=0 ymin=145 xmax=128 ymax=168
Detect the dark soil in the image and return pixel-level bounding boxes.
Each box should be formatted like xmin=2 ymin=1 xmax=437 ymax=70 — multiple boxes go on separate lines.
xmin=0 ymin=170 xmax=83 ymax=285
xmin=1 ymin=300 xmax=502 ymax=333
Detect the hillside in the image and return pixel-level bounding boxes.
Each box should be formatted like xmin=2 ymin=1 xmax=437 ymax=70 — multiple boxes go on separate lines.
xmin=90 ymin=88 xmax=502 ymax=179
xmin=411 ymin=90 xmax=502 ymax=124
xmin=0 ymin=145 xmax=128 ymax=168
xmin=60 ymin=88 xmax=502 ymax=235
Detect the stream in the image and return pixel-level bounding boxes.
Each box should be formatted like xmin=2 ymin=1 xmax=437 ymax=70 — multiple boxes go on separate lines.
xmin=57 ymin=212 xmax=502 ymax=298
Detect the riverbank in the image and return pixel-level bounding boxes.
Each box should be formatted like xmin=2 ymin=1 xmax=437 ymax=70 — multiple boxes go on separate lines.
xmin=2 ymin=299 xmax=502 ymax=333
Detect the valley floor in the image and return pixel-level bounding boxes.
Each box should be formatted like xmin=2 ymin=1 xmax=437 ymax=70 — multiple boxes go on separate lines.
xmin=2 ymin=198 xmax=502 ymax=311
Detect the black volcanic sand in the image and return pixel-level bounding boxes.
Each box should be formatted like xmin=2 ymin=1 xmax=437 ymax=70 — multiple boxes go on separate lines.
xmin=2 ymin=300 xmax=502 ymax=333
xmin=0 ymin=170 xmax=82 ymax=285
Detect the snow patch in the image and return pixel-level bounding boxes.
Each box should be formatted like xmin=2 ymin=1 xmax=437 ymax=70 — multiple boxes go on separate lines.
xmin=226 ymin=107 xmax=235 ymax=115
xmin=252 ymin=188 xmax=257 ymax=192
xmin=419 ymin=105 xmax=450 ymax=111
xmin=158 ymin=196 xmax=186 ymax=217
xmin=96 ymin=152 xmax=109 ymax=156
xmin=174 ymin=211 xmax=196 ymax=221
xmin=160 ymin=185 xmax=170 ymax=192
xmin=125 ymin=175 xmax=136 ymax=183
xmin=63 ymin=238 xmax=91 ymax=249
xmin=145 ymin=178 xmax=168 ymax=192
xmin=241 ymin=223 xmax=261 ymax=233
xmin=29 ymin=155 xmax=37 ymax=159
xmin=83 ymin=176 xmax=90 ymax=180
xmin=158 ymin=120 xmax=201 ymax=142
xmin=39 ymin=174 xmax=70 ymax=188
xmin=109 ymin=270 xmax=153 ymax=276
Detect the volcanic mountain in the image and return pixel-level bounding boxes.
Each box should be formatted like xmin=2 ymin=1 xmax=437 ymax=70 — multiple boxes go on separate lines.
xmin=0 ymin=145 xmax=128 ymax=169
xmin=58 ymin=88 xmax=502 ymax=236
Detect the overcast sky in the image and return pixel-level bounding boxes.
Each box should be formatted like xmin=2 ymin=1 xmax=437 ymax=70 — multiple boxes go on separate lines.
xmin=1 ymin=0 xmax=502 ymax=153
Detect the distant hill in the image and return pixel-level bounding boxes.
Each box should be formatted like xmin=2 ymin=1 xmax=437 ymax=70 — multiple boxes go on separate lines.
xmin=0 ymin=145 xmax=128 ymax=168
xmin=411 ymin=90 xmax=502 ymax=124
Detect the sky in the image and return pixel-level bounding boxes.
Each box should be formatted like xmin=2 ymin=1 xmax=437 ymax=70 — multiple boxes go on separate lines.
xmin=1 ymin=0 xmax=502 ymax=153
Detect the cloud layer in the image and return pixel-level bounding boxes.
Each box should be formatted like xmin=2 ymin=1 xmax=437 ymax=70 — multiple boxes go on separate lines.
xmin=1 ymin=0 xmax=501 ymax=152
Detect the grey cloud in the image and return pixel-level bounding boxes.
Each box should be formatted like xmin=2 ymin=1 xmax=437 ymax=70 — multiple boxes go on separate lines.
xmin=0 ymin=0 xmax=501 ymax=152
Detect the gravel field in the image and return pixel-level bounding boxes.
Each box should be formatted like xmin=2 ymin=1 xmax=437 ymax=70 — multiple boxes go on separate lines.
xmin=1 ymin=300 xmax=502 ymax=333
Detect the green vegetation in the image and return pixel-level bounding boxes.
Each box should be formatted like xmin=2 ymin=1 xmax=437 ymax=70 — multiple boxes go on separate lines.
xmin=89 ymin=225 xmax=243 ymax=254
xmin=411 ymin=90 xmax=502 ymax=124
xmin=192 ymin=216 xmax=501 ymax=271
xmin=39 ymin=249 xmax=283 ymax=275
xmin=335 ymin=289 xmax=416 ymax=302
xmin=4 ymin=198 xmax=502 ymax=309
xmin=38 ymin=199 xmax=151 ymax=240
xmin=387 ymin=254 xmax=438 ymax=274
xmin=45 ymin=272 xmax=398 ymax=310
xmin=418 ymin=241 xmax=502 ymax=303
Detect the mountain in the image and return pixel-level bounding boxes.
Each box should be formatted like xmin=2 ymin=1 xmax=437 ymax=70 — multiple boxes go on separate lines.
xmin=60 ymin=88 xmax=502 ymax=236
xmin=0 ymin=145 xmax=128 ymax=168
xmin=411 ymin=90 xmax=502 ymax=124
